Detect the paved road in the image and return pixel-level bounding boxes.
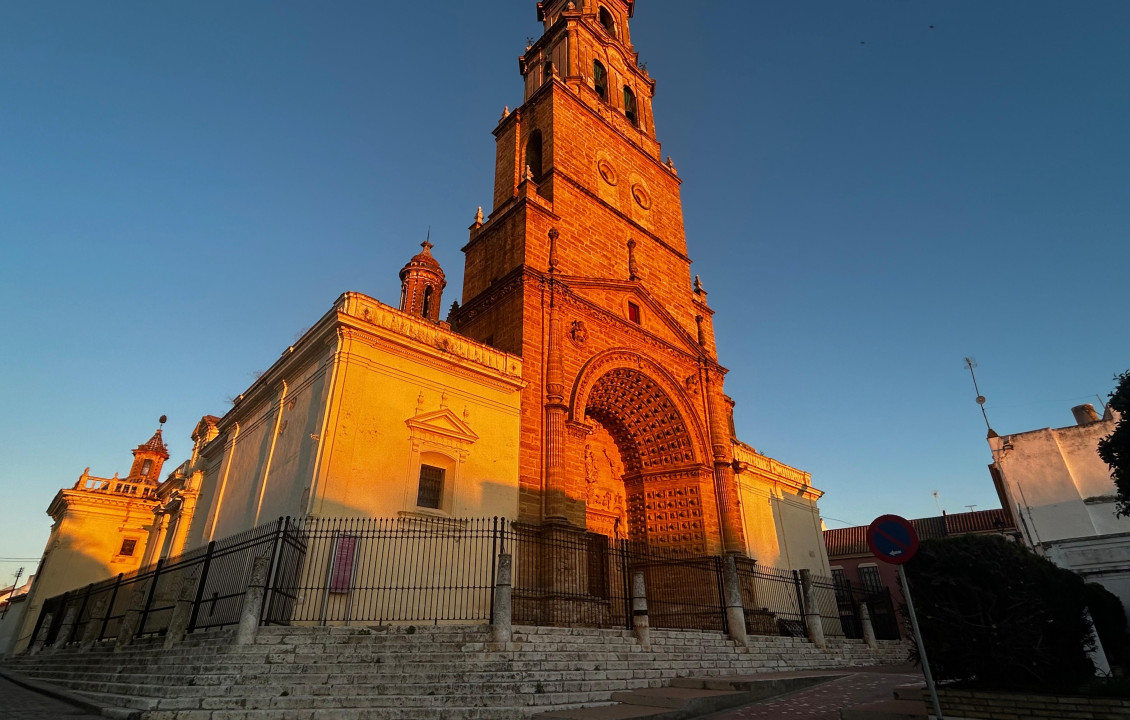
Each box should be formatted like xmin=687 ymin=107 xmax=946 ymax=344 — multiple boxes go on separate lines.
xmin=704 ymin=666 xmax=924 ymax=720
xmin=0 ymin=676 xmax=100 ymax=720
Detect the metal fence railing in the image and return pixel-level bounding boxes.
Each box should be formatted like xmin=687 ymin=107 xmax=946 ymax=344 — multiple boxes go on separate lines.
xmin=30 ymin=515 xmax=902 ymax=647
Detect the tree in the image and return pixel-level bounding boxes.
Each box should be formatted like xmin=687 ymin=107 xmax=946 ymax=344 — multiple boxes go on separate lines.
xmin=905 ymin=534 xmax=1095 ymax=692
xmin=1098 ymin=370 xmax=1130 ymax=517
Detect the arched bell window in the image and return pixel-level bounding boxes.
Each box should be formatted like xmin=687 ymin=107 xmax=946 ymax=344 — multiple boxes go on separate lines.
xmin=593 ymin=60 xmax=608 ymax=101
xmin=422 ymin=285 xmax=434 ymax=319
xmin=525 ymin=130 xmax=544 ymax=181
xmin=623 ymin=86 xmax=638 ymax=127
xmin=599 ymin=7 xmax=616 ymax=37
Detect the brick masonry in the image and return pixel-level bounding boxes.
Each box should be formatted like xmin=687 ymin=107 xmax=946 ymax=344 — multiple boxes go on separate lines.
xmin=935 ymin=688 xmax=1130 ymax=720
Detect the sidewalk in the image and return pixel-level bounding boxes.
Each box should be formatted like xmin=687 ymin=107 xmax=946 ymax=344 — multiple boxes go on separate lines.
xmin=702 ymin=665 xmax=923 ymax=720
xmin=0 ymin=676 xmax=100 ymax=720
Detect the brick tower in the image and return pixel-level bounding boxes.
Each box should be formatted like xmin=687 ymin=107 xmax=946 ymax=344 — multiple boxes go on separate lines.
xmin=451 ymin=0 xmax=744 ymax=555
xmin=399 ymin=239 xmax=447 ymax=323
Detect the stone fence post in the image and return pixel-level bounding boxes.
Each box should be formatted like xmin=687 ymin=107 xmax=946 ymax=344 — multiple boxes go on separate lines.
xmin=164 ymin=570 xmax=201 ymax=649
xmin=799 ymin=569 xmax=826 ymax=649
xmin=631 ymin=571 xmax=650 ymax=647
xmin=722 ymin=555 xmax=748 ymax=647
xmin=491 ymin=553 xmax=513 ymax=645
xmin=860 ymin=601 xmax=878 ymax=649
xmin=28 ymin=613 xmax=54 ymax=655
xmin=116 ymin=582 xmax=150 ymax=651
xmin=53 ymin=604 xmax=78 ymax=649
xmin=236 ymin=555 xmax=271 ymax=646
xmin=81 ymin=598 xmax=107 ymax=649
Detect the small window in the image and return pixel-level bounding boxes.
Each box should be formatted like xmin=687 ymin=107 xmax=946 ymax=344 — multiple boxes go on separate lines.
xmin=623 ymin=86 xmax=638 ymax=127
xmin=525 ymin=130 xmax=543 ymax=182
xmin=119 ymin=539 xmax=137 ymax=557
xmin=399 ymin=283 xmax=407 ymax=310
xmin=417 ymin=464 xmax=445 ymax=509
xmin=140 ymin=459 xmax=152 ymax=478
xmin=627 ymin=302 xmax=641 ymax=324
xmin=422 ymin=285 xmax=434 ymax=318
xmin=593 ymin=60 xmax=607 ymax=100
xmin=599 ymin=7 xmax=616 ymax=36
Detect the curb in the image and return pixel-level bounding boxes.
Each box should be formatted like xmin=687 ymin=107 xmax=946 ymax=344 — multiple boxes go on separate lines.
xmin=0 ymin=667 xmax=141 ymax=719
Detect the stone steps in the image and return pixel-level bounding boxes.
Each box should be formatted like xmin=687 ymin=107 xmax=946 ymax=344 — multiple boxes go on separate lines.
xmin=3 ymin=624 xmax=907 ymax=720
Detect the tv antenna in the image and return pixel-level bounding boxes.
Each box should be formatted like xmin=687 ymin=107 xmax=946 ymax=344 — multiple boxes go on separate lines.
xmin=964 ymin=504 xmax=977 ymax=513
xmin=932 ymin=491 xmax=943 ymax=514
xmin=964 ymin=357 xmax=995 ymax=437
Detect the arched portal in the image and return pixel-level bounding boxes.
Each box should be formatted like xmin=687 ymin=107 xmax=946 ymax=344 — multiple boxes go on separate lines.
xmin=571 ymin=354 xmax=718 ymax=554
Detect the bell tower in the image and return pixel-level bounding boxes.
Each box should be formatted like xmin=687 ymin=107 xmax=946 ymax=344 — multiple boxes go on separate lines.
xmin=451 ymin=2 xmax=742 ymax=555
xmin=399 ymin=239 xmax=446 ymax=323
xmin=127 ymin=418 xmax=170 ymax=484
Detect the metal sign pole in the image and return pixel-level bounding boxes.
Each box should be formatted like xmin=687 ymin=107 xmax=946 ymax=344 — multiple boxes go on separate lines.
xmin=899 ymin=564 xmax=944 ymax=720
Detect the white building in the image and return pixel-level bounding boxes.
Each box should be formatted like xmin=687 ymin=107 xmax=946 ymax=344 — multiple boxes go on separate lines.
xmin=989 ymin=403 xmax=1130 ymax=612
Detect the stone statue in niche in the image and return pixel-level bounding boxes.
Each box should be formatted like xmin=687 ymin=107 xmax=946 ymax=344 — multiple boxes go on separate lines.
xmin=570 ymin=320 xmax=588 ymax=345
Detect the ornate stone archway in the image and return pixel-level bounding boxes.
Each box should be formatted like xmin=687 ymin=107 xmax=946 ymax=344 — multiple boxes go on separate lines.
xmin=568 ymin=350 xmax=720 ymax=554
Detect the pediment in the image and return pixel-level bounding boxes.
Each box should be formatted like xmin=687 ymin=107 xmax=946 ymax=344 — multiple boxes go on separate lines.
xmin=565 ymin=279 xmax=705 ymax=358
xmin=405 ymin=408 xmax=479 ymax=444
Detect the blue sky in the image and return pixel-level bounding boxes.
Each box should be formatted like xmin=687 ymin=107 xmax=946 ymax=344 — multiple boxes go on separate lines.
xmin=2 ymin=1 xmax=1128 ymax=578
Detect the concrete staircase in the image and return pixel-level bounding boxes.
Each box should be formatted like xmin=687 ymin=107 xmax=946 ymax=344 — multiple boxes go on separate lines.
xmin=1 ymin=624 xmax=906 ymax=720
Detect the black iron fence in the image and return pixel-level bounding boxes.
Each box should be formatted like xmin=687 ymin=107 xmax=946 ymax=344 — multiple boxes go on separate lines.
xmin=30 ymin=518 xmax=295 ymax=648
xmin=30 ymin=515 xmax=901 ymax=647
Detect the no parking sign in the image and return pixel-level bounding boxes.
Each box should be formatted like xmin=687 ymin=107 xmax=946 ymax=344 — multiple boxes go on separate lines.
xmin=866 ymin=514 xmax=919 ymax=565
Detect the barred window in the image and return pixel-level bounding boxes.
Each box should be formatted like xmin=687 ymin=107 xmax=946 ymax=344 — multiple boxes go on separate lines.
xmin=623 ymin=86 xmax=638 ymax=127
xmin=417 ymin=464 xmax=445 ymax=509
xmin=593 ymin=60 xmax=607 ymax=101
xmin=859 ymin=565 xmax=884 ymax=595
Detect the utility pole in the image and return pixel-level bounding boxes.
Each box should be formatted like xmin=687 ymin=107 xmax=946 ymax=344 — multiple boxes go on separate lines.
xmin=1 ymin=567 xmax=23 ymax=619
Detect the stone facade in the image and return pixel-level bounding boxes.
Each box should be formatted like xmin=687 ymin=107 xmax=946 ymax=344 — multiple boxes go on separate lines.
xmin=934 ymin=687 xmax=1130 ymax=720
xmin=451 ymin=0 xmax=762 ymax=557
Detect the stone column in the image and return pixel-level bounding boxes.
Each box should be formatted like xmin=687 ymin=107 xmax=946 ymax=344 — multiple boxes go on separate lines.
xmin=703 ymin=368 xmax=745 ymax=554
xmin=860 ymin=601 xmax=878 ymax=649
xmin=543 ymin=232 xmax=571 ymax=523
xmin=236 ymin=555 xmax=271 ymax=646
xmin=164 ymin=570 xmax=201 ymax=649
xmin=799 ymin=570 xmax=826 ymax=649
xmin=491 ymin=553 xmax=513 ymax=645
xmin=722 ymin=555 xmax=748 ymax=647
xmin=80 ymin=598 xmax=107 ymax=649
xmin=115 ymin=582 xmax=150 ymax=650
xmin=631 ymin=571 xmax=650 ymax=648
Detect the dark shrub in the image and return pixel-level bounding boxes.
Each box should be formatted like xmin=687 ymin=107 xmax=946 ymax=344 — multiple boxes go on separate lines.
xmin=1085 ymin=582 xmax=1130 ymax=666
xmin=904 ymin=534 xmax=1094 ymax=692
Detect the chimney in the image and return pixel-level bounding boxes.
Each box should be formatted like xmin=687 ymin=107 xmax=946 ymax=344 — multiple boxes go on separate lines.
xmin=1072 ymin=404 xmax=1101 ymax=426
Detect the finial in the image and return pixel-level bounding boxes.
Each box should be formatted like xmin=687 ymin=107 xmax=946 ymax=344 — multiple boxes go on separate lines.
xmin=158 ymin=414 xmax=167 ymax=429
xmin=421 ymin=227 xmax=433 ymax=253
xmin=525 ymin=165 xmax=535 ymax=182
xmin=501 ymin=106 xmax=510 ymax=121
xmin=693 ymin=275 xmax=704 ymax=294
xmin=474 ymin=206 xmax=484 ymax=224
xmin=548 ymin=228 xmax=560 ymax=273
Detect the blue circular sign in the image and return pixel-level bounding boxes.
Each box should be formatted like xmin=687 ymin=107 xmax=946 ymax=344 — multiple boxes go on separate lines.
xmin=866 ymin=514 xmax=920 ymax=565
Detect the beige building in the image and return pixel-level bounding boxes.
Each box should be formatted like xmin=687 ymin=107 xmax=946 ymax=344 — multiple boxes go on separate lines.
xmin=989 ymin=403 xmax=1130 ymax=612
xmin=13 ymin=429 xmax=169 ymax=653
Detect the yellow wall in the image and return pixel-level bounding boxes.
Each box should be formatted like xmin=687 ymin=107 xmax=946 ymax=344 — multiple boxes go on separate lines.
xmin=15 ymin=489 xmax=156 ymax=653
xmin=190 ymin=293 xmax=524 ymax=548
xmin=732 ymin=442 xmax=831 ymax=574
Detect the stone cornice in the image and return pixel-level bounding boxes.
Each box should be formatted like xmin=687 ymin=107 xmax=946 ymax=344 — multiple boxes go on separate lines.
xmin=731 ymin=441 xmax=822 ymax=500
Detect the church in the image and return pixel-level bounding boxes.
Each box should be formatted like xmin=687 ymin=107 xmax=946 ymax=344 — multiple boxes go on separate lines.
xmin=15 ymin=0 xmax=831 ymax=652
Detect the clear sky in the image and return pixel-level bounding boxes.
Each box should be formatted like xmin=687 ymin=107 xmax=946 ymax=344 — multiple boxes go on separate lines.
xmin=2 ymin=1 xmax=1128 ymax=580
